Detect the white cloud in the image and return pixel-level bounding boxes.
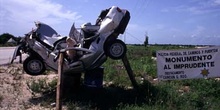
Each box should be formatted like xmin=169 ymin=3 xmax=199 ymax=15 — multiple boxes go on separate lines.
xmin=191 ymin=26 xmax=206 ymax=37
xmin=213 ymin=0 xmax=220 ymax=5
xmin=127 ymin=23 xmax=139 ymax=30
xmin=169 ymin=0 xmax=220 ymax=15
xmin=153 ymin=24 xmax=166 ymax=30
xmin=160 ymin=9 xmax=169 ymax=13
xmin=188 ymin=25 xmax=220 ymax=45
xmin=0 ymin=0 xmax=82 ymax=36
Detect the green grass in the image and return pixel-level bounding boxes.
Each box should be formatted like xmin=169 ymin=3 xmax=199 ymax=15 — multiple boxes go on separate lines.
xmin=27 ymin=44 xmax=220 ymax=110
xmin=26 ymin=78 xmax=57 ymax=94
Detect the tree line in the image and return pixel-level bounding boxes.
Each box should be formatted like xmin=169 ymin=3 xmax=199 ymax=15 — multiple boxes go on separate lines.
xmin=0 ymin=33 xmax=22 ymax=46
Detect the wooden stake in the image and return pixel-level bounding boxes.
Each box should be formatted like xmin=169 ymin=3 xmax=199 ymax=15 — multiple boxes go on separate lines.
xmin=122 ymin=55 xmax=138 ymax=89
xmin=56 ymin=52 xmax=64 ymax=110
xmin=19 ymin=54 xmax=22 ymax=63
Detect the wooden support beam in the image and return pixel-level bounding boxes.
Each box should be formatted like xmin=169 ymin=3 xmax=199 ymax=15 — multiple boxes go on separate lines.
xmin=122 ymin=55 xmax=138 ymax=89
xmin=56 ymin=52 xmax=64 ymax=110
xmin=19 ymin=54 xmax=22 ymax=63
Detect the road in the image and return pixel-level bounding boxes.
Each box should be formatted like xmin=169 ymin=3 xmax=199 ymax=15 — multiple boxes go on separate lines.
xmin=0 ymin=47 xmax=26 ymax=65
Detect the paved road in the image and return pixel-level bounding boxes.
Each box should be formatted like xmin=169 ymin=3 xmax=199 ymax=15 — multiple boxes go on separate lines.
xmin=0 ymin=47 xmax=25 ymax=65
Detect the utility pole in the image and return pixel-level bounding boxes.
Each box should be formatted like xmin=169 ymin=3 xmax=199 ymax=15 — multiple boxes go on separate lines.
xmin=144 ymin=31 xmax=149 ymax=47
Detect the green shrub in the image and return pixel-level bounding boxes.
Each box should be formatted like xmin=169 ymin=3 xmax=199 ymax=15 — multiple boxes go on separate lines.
xmin=23 ymin=45 xmax=220 ymax=109
xmin=26 ymin=78 xmax=57 ymax=93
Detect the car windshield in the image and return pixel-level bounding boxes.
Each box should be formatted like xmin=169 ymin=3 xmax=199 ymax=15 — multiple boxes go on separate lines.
xmin=35 ymin=22 xmax=58 ymax=38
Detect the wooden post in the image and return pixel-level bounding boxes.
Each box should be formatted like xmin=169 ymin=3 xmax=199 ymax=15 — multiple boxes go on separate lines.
xmin=122 ymin=55 xmax=138 ymax=89
xmin=56 ymin=52 xmax=64 ymax=110
xmin=19 ymin=54 xmax=22 ymax=63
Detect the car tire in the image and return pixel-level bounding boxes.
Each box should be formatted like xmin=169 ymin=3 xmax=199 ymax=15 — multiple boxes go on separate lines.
xmin=23 ymin=57 xmax=46 ymax=76
xmin=105 ymin=39 xmax=127 ymax=60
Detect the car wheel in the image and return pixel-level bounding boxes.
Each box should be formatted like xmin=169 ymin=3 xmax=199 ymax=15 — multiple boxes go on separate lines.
xmin=23 ymin=57 xmax=46 ymax=76
xmin=105 ymin=39 xmax=127 ymax=60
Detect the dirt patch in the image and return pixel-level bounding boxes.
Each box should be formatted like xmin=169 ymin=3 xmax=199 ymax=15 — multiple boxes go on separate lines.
xmin=0 ymin=64 xmax=59 ymax=110
xmin=0 ymin=63 xmax=147 ymax=110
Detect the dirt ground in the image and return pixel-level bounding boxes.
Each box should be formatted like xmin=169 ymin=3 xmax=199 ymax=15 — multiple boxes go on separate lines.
xmin=0 ymin=63 xmax=60 ymax=110
xmin=0 ymin=63 xmax=154 ymax=110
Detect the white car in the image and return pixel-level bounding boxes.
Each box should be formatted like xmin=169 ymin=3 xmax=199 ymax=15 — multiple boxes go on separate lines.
xmin=11 ymin=6 xmax=130 ymax=76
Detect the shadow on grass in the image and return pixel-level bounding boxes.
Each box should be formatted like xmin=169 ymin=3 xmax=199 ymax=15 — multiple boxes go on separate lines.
xmin=29 ymin=80 xmax=168 ymax=110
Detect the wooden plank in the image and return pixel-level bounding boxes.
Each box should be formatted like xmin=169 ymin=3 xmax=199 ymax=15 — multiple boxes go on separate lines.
xmin=122 ymin=55 xmax=138 ymax=89
xmin=56 ymin=53 xmax=64 ymax=110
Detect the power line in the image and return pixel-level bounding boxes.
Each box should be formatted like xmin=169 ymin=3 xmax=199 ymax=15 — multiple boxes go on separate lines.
xmin=126 ymin=31 xmax=143 ymax=44
xmin=135 ymin=0 xmax=151 ymax=22
xmin=132 ymin=0 xmax=141 ymax=17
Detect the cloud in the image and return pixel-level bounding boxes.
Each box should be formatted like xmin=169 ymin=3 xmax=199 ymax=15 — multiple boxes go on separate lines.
xmin=213 ymin=0 xmax=220 ymax=5
xmin=191 ymin=26 xmax=206 ymax=37
xmin=154 ymin=24 xmax=166 ymax=30
xmin=161 ymin=0 xmax=220 ymax=15
xmin=0 ymin=0 xmax=82 ymax=36
xmin=188 ymin=26 xmax=220 ymax=45
xmin=181 ymin=0 xmax=220 ymax=15
xmin=160 ymin=9 xmax=169 ymax=13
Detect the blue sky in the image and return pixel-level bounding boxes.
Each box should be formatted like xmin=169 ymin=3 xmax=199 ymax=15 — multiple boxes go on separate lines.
xmin=0 ymin=0 xmax=220 ymax=45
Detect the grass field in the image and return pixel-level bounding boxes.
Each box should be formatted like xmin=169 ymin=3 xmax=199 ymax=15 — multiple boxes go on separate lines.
xmin=11 ymin=44 xmax=220 ymax=110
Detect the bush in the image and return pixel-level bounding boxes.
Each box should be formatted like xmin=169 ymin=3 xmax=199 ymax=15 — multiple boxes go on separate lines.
xmin=23 ymin=45 xmax=220 ymax=109
xmin=26 ymin=78 xmax=57 ymax=94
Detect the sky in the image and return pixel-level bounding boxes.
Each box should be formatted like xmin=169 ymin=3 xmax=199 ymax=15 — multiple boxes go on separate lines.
xmin=0 ymin=0 xmax=220 ymax=45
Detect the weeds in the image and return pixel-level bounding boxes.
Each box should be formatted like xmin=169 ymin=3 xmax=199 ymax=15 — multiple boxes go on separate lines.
xmin=4 ymin=45 xmax=220 ymax=109
xmin=26 ymin=78 xmax=57 ymax=94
